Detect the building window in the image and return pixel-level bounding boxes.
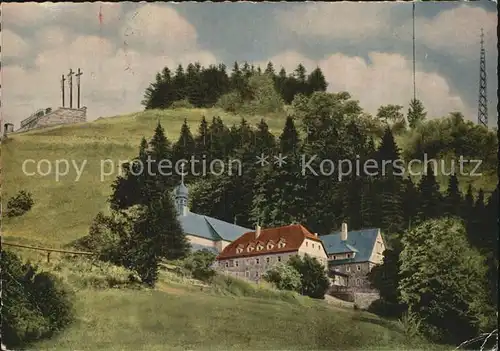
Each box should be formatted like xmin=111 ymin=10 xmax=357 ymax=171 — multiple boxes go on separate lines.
xmin=256 ymin=258 xmax=260 ymax=264
xmin=245 ymin=271 xmax=249 ymax=277
xmin=235 ymin=260 xmax=239 ymax=267
xmin=346 ymin=266 xmax=350 ymax=272
xmin=266 ymin=257 xmax=270 ymax=263
xmin=347 ymin=253 xmax=351 ymax=258
xmin=236 ymin=248 xmax=243 ymax=254
xmin=267 ymin=244 xmax=274 ymax=250
xmin=356 ymin=265 xmax=361 ymax=271
xmin=225 ymin=262 xmax=229 ymax=268
xmin=356 ymin=279 xmax=361 ymax=286
xmin=306 ymin=241 xmax=308 ymax=247
xmin=333 ymin=255 xmax=336 ymax=260
xmin=257 ymin=244 xmax=263 ymax=251
xmin=278 ymin=256 xmax=282 ymax=262
xmin=255 ymin=271 xmax=259 ymax=278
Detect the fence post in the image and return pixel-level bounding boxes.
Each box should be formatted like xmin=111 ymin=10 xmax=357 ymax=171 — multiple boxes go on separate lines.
xmin=47 ymin=252 xmax=51 ymax=263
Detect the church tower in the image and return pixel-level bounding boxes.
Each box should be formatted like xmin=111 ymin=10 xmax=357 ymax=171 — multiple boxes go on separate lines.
xmin=173 ymin=166 xmax=189 ymax=216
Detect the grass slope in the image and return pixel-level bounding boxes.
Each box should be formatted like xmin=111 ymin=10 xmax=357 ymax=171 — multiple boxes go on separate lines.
xmin=1 ymin=108 xmax=286 ymax=247
xmin=24 ymin=256 xmax=444 ymax=351
xmin=2 ymin=107 xmax=496 ymax=248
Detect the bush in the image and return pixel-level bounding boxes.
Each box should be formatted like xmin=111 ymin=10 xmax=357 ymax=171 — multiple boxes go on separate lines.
xmin=180 ymin=249 xmax=217 ymax=282
xmin=171 ymin=99 xmax=194 ymax=109
xmin=6 ymin=190 xmax=34 ymax=217
xmin=399 ymin=218 xmax=496 ymax=344
xmin=241 ymin=73 xmax=284 ymax=114
xmin=288 ymin=254 xmax=330 ymax=299
xmin=216 ymin=91 xmax=244 ymax=113
xmin=2 ymin=250 xmax=75 ymax=349
xmin=367 ymin=299 xmax=407 ymax=318
xmin=262 ymin=262 xmax=302 ymax=292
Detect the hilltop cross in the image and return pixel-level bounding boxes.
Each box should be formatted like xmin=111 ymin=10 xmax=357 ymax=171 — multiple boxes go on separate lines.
xmin=75 ymin=68 xmax=83 ymax=109
xmin=61 ymin=74 xmax=66 ymax=107
xmin=67 ymin=69 xmax=74 ymax=108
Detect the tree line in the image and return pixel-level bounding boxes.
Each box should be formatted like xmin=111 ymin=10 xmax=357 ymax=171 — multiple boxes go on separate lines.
xmin=142 ymin=61 xmax=328 ymax=110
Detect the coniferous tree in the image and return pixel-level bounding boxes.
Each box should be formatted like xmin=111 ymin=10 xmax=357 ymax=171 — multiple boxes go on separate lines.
xmin=149 ymin=122 xmax=175 ymax=195
xmin=468 ymin=189 xmax=486 ymax=249
xmin=376 ymin=127 xmax=405 ymax=235
xmin=306 ymin=67 xmax=328 ymax=95
xmin=173 ymin=119 xmax=196 ymax=168
xmin=172 ymin=64 xmax=186 ymax=101
xmin=444 ymin=173 xmax=462 ymax=217
xmin=194 ymin=116 xmax=210 ymax=157
xmin=254 ymin=119 xmax=276 ymax=154
xmin=462 ymin=184 xmax=475 ymax=223
xmin=109 ymin=137 xmax=150 ymax=210
xmin=265 ymin=61 xmax=275 ymax=76
xmin=279 ymin=116 xmax=300 ymax=154
xmin=407 ymin=98 xmax=427 ymax=129
xmin=402 ymin=177 xmax=419 ymax=229
xmin=416 ymin=164 xmax=442 ymax=222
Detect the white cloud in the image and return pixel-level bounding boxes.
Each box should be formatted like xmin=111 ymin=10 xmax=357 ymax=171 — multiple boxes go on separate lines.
xmin=260 ymin=51 xmax=470 ymax=119
xmin=276 ymin=3 xmax=391 ymax=40
xmin=121 ymin=4 xmax=199 ymax=55
xmin=397 ymin=5 xmax=497 ymax=60
xmin=2 ymin=30 xmax=30 ymax=59
xmin=2 ymin=4 xmax=217 ymax=127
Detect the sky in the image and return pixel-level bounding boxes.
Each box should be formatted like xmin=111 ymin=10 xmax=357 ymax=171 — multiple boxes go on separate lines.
xmin=1 ymin=1 xmax=498 ymax=128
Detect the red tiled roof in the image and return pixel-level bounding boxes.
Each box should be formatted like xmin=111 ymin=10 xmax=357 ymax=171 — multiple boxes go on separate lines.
xmin=216 ymin=224 xmax=323 ymax=260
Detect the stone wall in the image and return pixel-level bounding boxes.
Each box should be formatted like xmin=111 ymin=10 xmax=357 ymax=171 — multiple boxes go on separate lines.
xmin=329 ymin=261 xmax=374 ymax=290
xmin=18 ymin=107 xmax=87 ymax=132
xmin=328 ymin=291 xmax=380 ymax=309
xmin=217 ymin=251 xmax=298 ymax=282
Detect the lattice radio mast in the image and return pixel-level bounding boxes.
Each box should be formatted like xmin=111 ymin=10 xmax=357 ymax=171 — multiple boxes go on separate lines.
xmin=477 ymin=28 xmax=488 ymax=127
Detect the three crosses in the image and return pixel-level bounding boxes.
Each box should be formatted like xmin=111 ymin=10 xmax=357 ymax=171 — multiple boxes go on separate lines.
xmin=61 ymin=68 xmax=83 ymax=109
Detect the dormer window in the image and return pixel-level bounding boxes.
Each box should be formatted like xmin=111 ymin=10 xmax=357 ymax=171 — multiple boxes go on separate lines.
xmin=256 ymin=244 xmax=264 ymax=251
xmin=267 ymin=240 xmax=275 ymax=250
xmin=236 ymin=245 xmax=244 ymax=254
xmin=277 ymin=238 xmax=286 ymax=249
xmin=247 ymin=245 xmax=255 ymax=252
xmin=346 ymin=253 xmax=351 ymax=258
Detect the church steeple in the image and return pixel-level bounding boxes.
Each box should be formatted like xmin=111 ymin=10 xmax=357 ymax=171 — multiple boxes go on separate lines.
xmin=173 ymin=163 xmax=189 ymax=216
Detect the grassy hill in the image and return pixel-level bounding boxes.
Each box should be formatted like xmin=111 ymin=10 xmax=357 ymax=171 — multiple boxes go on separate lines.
xmin=1 ymin=108 xmax=287 ymax=248
xmin=2 ymin=107 xmax=497 ymax=249
xmin=12 ymin=255 xmax=445 ymax=351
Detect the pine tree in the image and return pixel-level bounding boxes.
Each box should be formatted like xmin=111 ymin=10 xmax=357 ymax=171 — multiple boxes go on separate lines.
xmin=306 ymin=67 xmax=328 ymax=95
xmin=402 ymin=177 xmax=419 ymax=229
xmin=416 ymin=164 xmax=442 ymax=222
xmin=279 ymin=116 xmax=300 ymax=154
xmin=109 ymin=137 xmax=150 ymax=210
xmin=172 ymin=64 xmax=186 ymax=101
xmin=254 ymin=119 xmax=276 ymax=154
xmin=173 ymin=119 xmax=196 ymax=171
xmin=462 ymin=184 xmax=475 ymax=221
xmin=194 ymin=116 xmax=210 ymax=157
xmin=444 ymin=173 xmax=462 ymax=217
xmin=468 ymin=189 xmax=486 ymax=249
xmin=407 ymin=98 xmax=427 ymax=129
xmin=148 ymin=122 xmax=175 ymax=197
xmin=265 ymin=61 xmax=275 ymax=76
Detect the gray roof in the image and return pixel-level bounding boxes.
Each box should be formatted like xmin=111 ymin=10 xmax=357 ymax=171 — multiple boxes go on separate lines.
xmin=320 ymin=228 xmax=379 ymax=263
xmin=178 ymin=211 xmax=251 ymax=242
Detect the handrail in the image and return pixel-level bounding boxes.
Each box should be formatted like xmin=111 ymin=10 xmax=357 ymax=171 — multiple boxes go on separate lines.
xmin=3 ymin=241 xmax=95 ymax=256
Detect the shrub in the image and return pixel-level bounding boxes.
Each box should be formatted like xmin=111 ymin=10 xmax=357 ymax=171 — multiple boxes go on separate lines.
xmin=2 ymin=250 xmax=75 ymax=349
xmin=399 ymin=218 xmax=496 ymax=344
xmin=216 ymin=91 xmax=244 ymax=113
xmin=171 ymin=99 xmax=194 ymax=109
xmin=262 ymin=262 xmax=302 ymax=292
xmin=180 ymin=249 xmax=217 ymax=282
xmin=6 ymin=190 xmax=34 ymax=217
xmin=241 ymin=73 xmax=284 ymax=114
xmin=288 ymin=254 xmax=330 ymax=299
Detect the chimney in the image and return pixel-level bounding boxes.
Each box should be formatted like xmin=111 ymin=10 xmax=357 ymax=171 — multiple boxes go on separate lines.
xmin=341 ymin=223 xmax=348 ymax=241
xmin=255 ymin=224 xmax=261 ymax=239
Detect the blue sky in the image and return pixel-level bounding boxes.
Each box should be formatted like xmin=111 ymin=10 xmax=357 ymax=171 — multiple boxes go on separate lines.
xmin=2 ymin=1 xmax=497 ymax=127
